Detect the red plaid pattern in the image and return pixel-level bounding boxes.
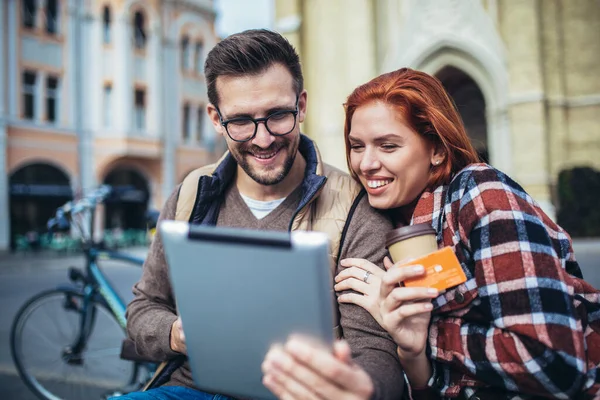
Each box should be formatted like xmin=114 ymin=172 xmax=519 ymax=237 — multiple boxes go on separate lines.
xmin=409 ymin=164 xmax=600 ymax=399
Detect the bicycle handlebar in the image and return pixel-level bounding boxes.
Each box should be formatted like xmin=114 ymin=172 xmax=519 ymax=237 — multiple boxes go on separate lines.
xmin=47 ymin=185 xmax=114 ymax=231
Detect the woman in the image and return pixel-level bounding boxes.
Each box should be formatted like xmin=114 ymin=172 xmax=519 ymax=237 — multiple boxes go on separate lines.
xmin=330 ymin=68 xmax=600 ymax=399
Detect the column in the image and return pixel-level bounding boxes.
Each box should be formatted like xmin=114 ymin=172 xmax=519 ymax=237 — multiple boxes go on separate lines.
xmin=88 ymin=13 xmax=102 ymax=132
xmin=303 ymin=0 xmax=376 ymax=170
xmin=0 ymin=1 xmax=9 ymax=251
xmin=147 ymin=23 xmax=161 ymax=137
xmin=67 ymin=0 xmax=77 ymax=126
xmin=161 ymin=37 xmax=177 ymax=200
xmin=1 ymin=2 xmax=6 ymax=118
xmin=7 ymin=0 xmax=18 ymax=117
xmin=500 ymin=0 xmax=552 ymax=216
xmin=487 ymin=107 xmax=512 ymax=176
xmin=72 ymin=3 xmax=94 ymax=193
xmin=114 ymin=15 xmax=132 ymax=134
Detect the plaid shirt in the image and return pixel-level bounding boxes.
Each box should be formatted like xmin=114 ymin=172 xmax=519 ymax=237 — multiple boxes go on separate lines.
xmin=408 ymin=164 xmax=600 ymax=399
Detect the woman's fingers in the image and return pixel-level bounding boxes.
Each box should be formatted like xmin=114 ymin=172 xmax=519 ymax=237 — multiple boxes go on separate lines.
xmin=335 ymin=266 xmax=380 ymax=286
xmin=338 ymin=259 xmax=384 ymax=279
xmin=391 ymin=286 xmax=437 ymax=303
xmin=334 ymin=277 xmax=374 ymax=294
xmin=383 ymin=256 xmax=395 ymax=271
xmin=337 ymin=292 xmax=371 ymax=309
xmin=380 ymin=264 xmax=427 ymax=297
xmin=385 ymin=300 xmax=433 ymax=322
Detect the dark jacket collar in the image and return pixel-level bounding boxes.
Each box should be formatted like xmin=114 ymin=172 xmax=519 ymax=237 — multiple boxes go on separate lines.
xmin=190 ymin=134 xmax=327 ymax=225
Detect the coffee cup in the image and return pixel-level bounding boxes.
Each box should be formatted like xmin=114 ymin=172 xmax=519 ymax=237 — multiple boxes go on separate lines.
xmin=385 ymin=223 xmax=438 ymax=264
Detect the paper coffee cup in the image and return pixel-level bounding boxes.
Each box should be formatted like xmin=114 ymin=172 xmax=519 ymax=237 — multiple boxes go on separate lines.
xmin=385 ymin=223 xmax=438 ymax=263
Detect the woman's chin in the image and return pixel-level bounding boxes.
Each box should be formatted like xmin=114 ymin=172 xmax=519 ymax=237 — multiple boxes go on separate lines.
xmin=366 ymin=195 xmax=399 ymax=211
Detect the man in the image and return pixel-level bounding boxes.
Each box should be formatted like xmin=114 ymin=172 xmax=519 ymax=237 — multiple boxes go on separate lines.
xmin=120 ymin=29 xmax=404 ymax=400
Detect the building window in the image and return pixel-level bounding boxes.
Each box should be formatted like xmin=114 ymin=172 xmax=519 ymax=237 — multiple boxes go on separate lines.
xmin=133 ymin=11 xmax=146 ymax=50
xmin=46 ymin=0 xmax=58 ymax=34
xmin=103 ymin=6 xmax=111 ymax=44
xmin=182 ymin=104 xmax=190 ymax=141
xmin=134 ymin=88 xmax=146 ymax=131
xmin=46 ymin=76 xmax=59 ymax=123
xmin=103 ymin=84 xmax=112 ymax=128
xmin=22 ymin=0 xmax=36 ymax=28
xmin=197 ymin=106 xmax=204 ymax=144
xmin=180 ymin=36 xmax=190 ymax=71
xmin=195 ymin=41 xmax=204 ymax=74
xmin=22 ymin=71 xmax=37 ymax=120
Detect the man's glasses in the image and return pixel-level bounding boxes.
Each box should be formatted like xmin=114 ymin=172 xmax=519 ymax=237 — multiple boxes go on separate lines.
xmin=216 ymin=97 xmax=299 ymax=143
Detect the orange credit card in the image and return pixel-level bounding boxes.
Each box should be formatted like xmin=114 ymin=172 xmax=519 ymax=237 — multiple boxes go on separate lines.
xmin=401 ymin=246 xmax=467 ymax=292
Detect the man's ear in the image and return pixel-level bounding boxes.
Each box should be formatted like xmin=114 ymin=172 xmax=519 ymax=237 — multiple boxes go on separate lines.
xmin=206 ymin=104 xmax=225 ymax=136
xmin=297 ymin=90 xmax=308 ymax=124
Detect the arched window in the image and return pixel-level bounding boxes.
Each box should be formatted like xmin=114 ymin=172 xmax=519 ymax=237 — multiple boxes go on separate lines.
xmin=180 ymin=36 xmax=190 ymax=70
xmin=195 ymin=40 xmax=204 ymax=73
xmin=103 ymin=5 xmax=111 ymax=44
xmin=46 ymin=0 xmax=58 ymax=34
xmin=22 ymin=0 xmax=36 ymax=28
xmin=133 ymin=11 xmax=146 ymax=49
xmin=436 ymin=66 xmax=489 ymax=162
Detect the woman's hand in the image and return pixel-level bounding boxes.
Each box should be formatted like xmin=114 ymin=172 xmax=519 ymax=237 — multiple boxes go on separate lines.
xmin=337 ymin=256 xmax=438 ymax=360
xmin=262 ymin=337 xmax=373 ymax=400
xmin=335 ymin=258 xmax=387 ymax=326
xmin=378 ymin=257 xmax=438 ymax=360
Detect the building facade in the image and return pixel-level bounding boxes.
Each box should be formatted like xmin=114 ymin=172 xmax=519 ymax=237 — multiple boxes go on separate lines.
xmin=1 ymin=0 xmax=224 ymax=251
xmin=275 ymin=0 xmax=600 ymax=219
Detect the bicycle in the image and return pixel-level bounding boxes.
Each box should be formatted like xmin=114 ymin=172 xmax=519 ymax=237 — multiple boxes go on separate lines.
xmin=10 ymin=185 xmax=157 ymax=400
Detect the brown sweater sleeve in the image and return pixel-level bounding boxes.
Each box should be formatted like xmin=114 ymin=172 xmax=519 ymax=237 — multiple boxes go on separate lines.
xmin=337 ymin=195 xmax=405 ymax=400
xmin=126 ymin=186 xmax=181 ymax=362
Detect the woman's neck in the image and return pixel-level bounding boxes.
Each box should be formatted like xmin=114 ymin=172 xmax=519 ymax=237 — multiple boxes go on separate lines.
xmin=390 ymin=197 xmax=420 ymax=227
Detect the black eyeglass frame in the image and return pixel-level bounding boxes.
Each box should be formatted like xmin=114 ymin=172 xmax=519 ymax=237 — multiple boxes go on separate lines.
xmin=215 ymin=96 xmax=300 ymax=143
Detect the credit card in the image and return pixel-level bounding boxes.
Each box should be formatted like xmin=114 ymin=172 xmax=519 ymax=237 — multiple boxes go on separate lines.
xmin=401 ymin=246 xmax=467 ymax=292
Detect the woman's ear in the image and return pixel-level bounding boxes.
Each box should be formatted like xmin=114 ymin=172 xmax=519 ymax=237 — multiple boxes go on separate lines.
xmin=430 ymin=142 xmax=446 ymax=166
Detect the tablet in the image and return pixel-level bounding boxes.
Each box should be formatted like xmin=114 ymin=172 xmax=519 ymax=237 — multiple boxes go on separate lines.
xmin=159 ymin=221 xmax=335 ymax=400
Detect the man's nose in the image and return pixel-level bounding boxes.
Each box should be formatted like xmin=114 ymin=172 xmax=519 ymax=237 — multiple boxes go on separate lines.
xmin=251 ymin=122 xmax=276 ymax=149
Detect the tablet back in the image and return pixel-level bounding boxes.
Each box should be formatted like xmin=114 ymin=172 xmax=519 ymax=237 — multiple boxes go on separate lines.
xmin=160 ymin=221 xmax=335 ymax=400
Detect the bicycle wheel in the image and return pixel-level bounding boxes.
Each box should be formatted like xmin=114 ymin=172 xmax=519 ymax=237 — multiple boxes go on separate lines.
xmin=10 ymin=289 xmax=137 ymax=400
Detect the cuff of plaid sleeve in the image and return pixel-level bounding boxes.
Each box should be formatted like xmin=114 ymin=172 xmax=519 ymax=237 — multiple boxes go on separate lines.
xmin=427 ymin=359 xmax=439 ymax=388
xmin=405 ymin=362 xmax=441 ymax=400
xmin=410 ymin=386 xmax=440 ymax=400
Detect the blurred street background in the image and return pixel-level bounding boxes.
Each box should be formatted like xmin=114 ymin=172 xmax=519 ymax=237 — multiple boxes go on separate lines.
xmin=1 ymin=0 xmax=599 ymax=398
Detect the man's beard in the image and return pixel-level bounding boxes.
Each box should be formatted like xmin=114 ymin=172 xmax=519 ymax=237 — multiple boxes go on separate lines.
xmin=228 ymin=135 xmax=299 ymax=186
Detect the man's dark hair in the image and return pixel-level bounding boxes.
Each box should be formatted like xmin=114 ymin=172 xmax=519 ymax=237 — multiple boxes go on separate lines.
xmin=204 ymin=29 xmax=303 ymax=107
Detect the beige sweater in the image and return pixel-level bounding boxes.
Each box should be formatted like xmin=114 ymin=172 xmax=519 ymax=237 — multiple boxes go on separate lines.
xmin=126 ymin=183 xmax=404 ymax=399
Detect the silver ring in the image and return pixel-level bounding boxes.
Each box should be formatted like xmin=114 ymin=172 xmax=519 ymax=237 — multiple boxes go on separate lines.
xmin=363 ymin=270 xmax=371 ymax=283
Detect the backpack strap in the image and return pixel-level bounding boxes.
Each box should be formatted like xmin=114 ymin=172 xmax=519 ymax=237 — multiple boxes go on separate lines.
xmin=175 ymin=169 xmax=204 ymax=223
xmin=335 ymin=189 xmax=366 ymax=263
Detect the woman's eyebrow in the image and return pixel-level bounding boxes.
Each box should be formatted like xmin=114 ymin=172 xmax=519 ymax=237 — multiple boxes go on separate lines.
xmin=348 ymin=133 xmax=406 ymax=143
xmin=373 ymin=133 xmax=405 ymax=143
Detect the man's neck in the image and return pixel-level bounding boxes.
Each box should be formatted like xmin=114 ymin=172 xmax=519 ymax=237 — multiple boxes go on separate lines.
xmin=236 ymin=153 xmax=307 ymax=201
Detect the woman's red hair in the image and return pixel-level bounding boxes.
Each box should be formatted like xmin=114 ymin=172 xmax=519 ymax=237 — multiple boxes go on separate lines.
xmin=344 ymin=68 xmax=480 ymax=189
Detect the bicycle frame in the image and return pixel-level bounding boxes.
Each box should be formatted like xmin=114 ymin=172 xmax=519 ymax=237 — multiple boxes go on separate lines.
xmin=14 ymin=185 xmax=156 ymax=398
xmin=65 ymin=245 xmax=145 ymax=357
